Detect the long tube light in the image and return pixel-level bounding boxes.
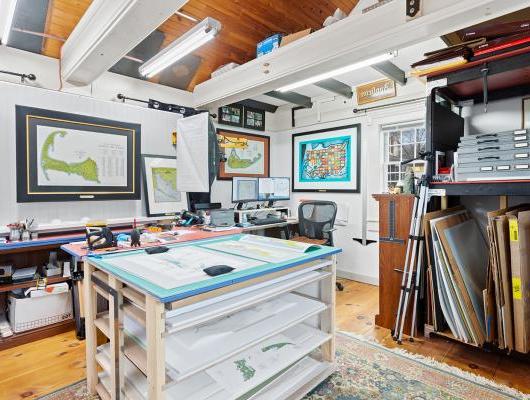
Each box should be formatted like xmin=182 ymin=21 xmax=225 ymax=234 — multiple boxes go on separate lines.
xmin=1 ymin=0 xmax=18 ymax=45
xmin=139 ymin=17 xmax=221 ymax=78
xmin=277 ymin=52 xmax=395 ymax=92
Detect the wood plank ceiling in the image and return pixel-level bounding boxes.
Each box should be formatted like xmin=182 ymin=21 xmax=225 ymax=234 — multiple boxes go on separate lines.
xmin=36 ymin=0 xmax=359 ymax=91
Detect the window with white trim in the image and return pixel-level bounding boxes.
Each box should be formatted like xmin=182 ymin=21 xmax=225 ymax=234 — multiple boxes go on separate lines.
xmin=382 ymin=122 xmax=426 ymax=192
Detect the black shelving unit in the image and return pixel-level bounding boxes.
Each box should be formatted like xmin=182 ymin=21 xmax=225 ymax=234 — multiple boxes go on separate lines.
xmin=425 ymin=48 xmax=530 ymax=196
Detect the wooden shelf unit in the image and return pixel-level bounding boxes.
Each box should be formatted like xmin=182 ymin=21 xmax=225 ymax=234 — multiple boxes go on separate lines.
xmin=0 ymin=276 xmax=71 ymax=293
xmin=0 ymin=319 xmax=75 ymax=351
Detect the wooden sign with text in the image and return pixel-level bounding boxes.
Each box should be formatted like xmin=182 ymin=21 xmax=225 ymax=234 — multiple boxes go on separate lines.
xmin=356 ymin=78 xmax=396 ymax=105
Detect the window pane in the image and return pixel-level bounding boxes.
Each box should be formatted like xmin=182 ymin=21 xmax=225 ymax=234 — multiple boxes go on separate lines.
xmin=402 ymin=129 xmax=415 ymax=144
xmin=389 ymin=131 xmax=400 ymax=145
xmin=402 ymin=144 xmax=415 ymax=161
xmin=389 ymin=146 xmax=400 ymax=162
xmin=417 ymin=142 xmax=426 ymax=155
xmin=416 ymin=127 xmax=426 ymax=142
xmin=388 ymin=164 xmax=399 ymax=172
xmin=390 ymin=173 xmax=399 ymax=181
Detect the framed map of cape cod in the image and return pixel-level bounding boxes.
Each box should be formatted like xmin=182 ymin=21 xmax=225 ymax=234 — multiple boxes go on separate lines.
xmin=292 ymin=125 xmax=361 ymax=192
xmin=217 ymin=129 xmax=270 ymax=180
xmin=16 ymin=106 xmax=141 ymax=202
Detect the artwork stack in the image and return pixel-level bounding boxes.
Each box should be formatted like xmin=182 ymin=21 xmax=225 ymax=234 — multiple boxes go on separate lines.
xmin=486 ymin=205 xmax=530 ymax=354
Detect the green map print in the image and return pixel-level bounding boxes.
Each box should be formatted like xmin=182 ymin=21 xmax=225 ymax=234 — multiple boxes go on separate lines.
xmin=227 ymin=148 xmax=262 ymax=169
xmin=151 ymin=167 xmax=178 ymax=203
xmin=41 ymin=130 xmax=100 ymax=183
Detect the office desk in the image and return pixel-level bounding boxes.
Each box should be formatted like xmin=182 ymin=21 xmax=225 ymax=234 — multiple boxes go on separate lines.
xmin=243 ymin=219 xmax=298 ymax=239
xmin=84 ymin=234 xmax=339 ymax=400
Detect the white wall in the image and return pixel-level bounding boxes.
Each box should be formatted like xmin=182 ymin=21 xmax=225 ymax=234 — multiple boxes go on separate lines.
xmin=268 ymin=79 xmax=428 ymax=284
xmin=0 ymin=46 xmax=195 ymax=227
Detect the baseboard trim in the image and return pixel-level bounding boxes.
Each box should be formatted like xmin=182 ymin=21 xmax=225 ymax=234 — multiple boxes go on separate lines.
xmin=337 ymin=270 xmax=379 ymax=286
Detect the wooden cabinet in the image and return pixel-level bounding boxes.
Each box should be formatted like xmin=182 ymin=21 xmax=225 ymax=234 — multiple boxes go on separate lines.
xmin=373 ymin=194 xmax=415 ymax=335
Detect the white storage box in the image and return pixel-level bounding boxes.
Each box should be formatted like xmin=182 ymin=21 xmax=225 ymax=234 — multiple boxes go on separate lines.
xmin=8 ymin=290 xmax=73 ymax=333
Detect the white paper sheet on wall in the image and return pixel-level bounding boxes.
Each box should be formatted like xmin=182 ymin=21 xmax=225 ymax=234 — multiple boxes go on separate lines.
xmin=176 ymin=113 xmax=210 ymax=192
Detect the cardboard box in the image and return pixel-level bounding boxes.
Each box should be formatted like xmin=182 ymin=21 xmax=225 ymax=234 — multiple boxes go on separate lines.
xmin=8 ymin=290 xmax=73 ymax=333
xmin=257 ymin=34 xmax=283 ymax=58
xmin=280 ymin=28 xmax=312 ymax=47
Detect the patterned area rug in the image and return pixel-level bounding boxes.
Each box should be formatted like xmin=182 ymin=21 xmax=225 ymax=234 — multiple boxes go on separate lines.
xmin=38 ymin=332 xmax=528 ymax=400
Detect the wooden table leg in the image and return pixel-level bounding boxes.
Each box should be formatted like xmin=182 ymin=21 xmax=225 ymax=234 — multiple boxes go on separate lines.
xmin=108 ymin=276 xmax=123 ymax=400
xmin=84 ymin=261 xmax=98 ymax=395
xmin=320 ymin=255 xmax=337 ymax=363
xmin=146 ymin=296 xmax=165 ymax=400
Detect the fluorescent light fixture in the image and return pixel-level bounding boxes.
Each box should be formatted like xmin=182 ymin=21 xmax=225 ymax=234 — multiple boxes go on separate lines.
xmin=139 ymin=17 xmax=221 ymax=78
xmin=277 ymin=52 xmax=395 ymax=92
xmin=1 ymin=0 xmax=18 ymax=45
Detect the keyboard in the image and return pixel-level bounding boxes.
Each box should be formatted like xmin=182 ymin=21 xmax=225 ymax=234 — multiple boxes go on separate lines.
xmin=250 ymin=217 xmax=284 ymax=226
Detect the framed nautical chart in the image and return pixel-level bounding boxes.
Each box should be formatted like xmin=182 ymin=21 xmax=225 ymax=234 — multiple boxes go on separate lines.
xmin=142 ymin=154 xmax=188 ymax=217
xmin=16 ymin=106 xmax=141 ymax=202
xmin=292 ymin=125 xmax=361 ymax=192
xmin=217 ymin=129 xmax=270 ymax=180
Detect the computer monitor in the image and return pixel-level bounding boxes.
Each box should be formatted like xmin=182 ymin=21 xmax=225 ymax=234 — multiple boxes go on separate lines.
xmin=258 ymin=177 xmax=290 ymax=205
xmin=232 ymin=177 xmax=259 ymax=208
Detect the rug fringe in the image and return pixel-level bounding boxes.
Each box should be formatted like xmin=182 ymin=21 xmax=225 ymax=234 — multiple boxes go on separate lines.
xmin=337 ymin=331 xmax=530 ymax=399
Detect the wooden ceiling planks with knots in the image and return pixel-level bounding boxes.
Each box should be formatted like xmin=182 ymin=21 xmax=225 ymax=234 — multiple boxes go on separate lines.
xmin=39 ymin=0 xmax=359 ymax=90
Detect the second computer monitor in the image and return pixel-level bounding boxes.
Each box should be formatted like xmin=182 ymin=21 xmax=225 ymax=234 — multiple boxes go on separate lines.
xmin=258 ymin=177 xmax=290 ymax=201
xmin=232 ymin=177 xmax=259 ymax=203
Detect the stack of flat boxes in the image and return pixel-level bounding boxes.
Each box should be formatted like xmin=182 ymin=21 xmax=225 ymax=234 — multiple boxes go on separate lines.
xmin=456 ymin=129 xmax=530 ymax=181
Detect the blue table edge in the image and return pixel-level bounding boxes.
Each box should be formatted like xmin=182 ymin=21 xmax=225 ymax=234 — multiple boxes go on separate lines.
xmin=87 ymin=234 xmax=342 ymax=303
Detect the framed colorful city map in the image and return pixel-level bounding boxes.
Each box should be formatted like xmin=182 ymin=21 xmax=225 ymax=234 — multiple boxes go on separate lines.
xmin=16 ymin=106 xmax=141 ymax=202
xmin=292 ymin=125 xmax=360 ymax=192
xmin=217 ymin=129 xmax=270 ymax=180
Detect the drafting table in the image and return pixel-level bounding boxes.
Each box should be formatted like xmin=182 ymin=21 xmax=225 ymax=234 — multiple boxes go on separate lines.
xmin=84 ymin=233 xmax=340 ymax=400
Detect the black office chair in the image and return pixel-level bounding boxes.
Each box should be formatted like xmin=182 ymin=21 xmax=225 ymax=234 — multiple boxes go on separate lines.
xmin=292 ymin=201 xmax=343 ymax=291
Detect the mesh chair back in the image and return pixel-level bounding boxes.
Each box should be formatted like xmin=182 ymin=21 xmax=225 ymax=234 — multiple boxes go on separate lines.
xmin=298 ymin=201 xmax=337 ymax=241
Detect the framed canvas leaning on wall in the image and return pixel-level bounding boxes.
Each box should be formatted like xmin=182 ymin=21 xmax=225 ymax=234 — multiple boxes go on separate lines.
xmin=142 ymin=154 xmax=188 ymax=217
xmin=16 ymin=106 xmax=141 ymax=202
xmin=292 ymin=124 xmax=361 ymax=192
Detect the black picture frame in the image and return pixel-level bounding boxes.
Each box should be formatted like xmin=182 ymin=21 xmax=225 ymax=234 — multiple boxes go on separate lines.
xmin=218 ymin=104 xmax=243 ymax=127
xmin=243 ymin=107 xmax=266 ymax=131
xmin=291 ymin=124 xmax=361 ymax=193
xmin=16 ymin=106 xmax=141 ymax=202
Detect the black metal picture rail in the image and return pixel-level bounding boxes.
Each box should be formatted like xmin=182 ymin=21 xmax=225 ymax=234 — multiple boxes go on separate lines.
xmin=0 ymin=69 xmax=36 ymax=82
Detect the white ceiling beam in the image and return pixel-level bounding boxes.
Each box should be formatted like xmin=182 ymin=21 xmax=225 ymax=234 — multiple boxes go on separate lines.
xmin=61 ymin=0 xmax=188 ymax=86
xmin=192 ymin=0 xmax=529 ymax=109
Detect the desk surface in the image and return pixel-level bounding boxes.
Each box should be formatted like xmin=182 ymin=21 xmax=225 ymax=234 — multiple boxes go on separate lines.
xmin=61 ymin=226 xmax=242 ymax=259
xmin=87 ymin=234 xmax=340 ymax=303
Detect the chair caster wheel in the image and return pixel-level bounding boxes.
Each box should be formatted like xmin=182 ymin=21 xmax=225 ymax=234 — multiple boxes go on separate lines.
xmin=336 ymin=282 xmax=344 ymax=291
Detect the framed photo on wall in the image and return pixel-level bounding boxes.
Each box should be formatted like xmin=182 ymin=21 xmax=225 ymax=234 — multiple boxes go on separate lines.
xmin=217 ymin=129 xmax=270 ymax=180
xmin=523 ymin=97 xmax=530 ymax=129
xmin=142 ymin=154 xmax=188 ymax=217
xmin=16 ymin=106 xmax=141 ymax=202
xmin=292 ymin=124 xmax=361 ymax=192
xmin=218 ymin=104 xmax=243 ymax=127
xmin=244 ymin=107 xmax=265 ymax=131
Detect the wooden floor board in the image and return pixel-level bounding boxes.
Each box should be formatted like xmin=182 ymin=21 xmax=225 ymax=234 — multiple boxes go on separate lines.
xmin=0 ymin=278 xmax=527 ymax=399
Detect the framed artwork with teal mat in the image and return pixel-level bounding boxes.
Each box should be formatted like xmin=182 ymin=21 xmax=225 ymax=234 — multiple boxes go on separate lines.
xmin=292 ymin=124 xmax=361 ymax=192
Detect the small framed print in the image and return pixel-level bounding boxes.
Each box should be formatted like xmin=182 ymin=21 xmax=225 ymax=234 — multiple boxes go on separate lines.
xmin=244 ymin=107 xmax=265 ymax=131
xmin=218 ymin=104 xmax=243 ymax=127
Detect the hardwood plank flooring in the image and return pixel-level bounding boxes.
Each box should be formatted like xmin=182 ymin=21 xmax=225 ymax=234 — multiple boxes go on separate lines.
xmin=0 ymin=279 xmax=528 ymax=399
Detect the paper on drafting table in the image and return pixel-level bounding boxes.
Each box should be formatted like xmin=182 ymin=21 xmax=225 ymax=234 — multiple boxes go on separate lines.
xmin=201 ymin=235 xmax=321 ymax=263
xmin=102 ymin=247 xmax=264 ymax=289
